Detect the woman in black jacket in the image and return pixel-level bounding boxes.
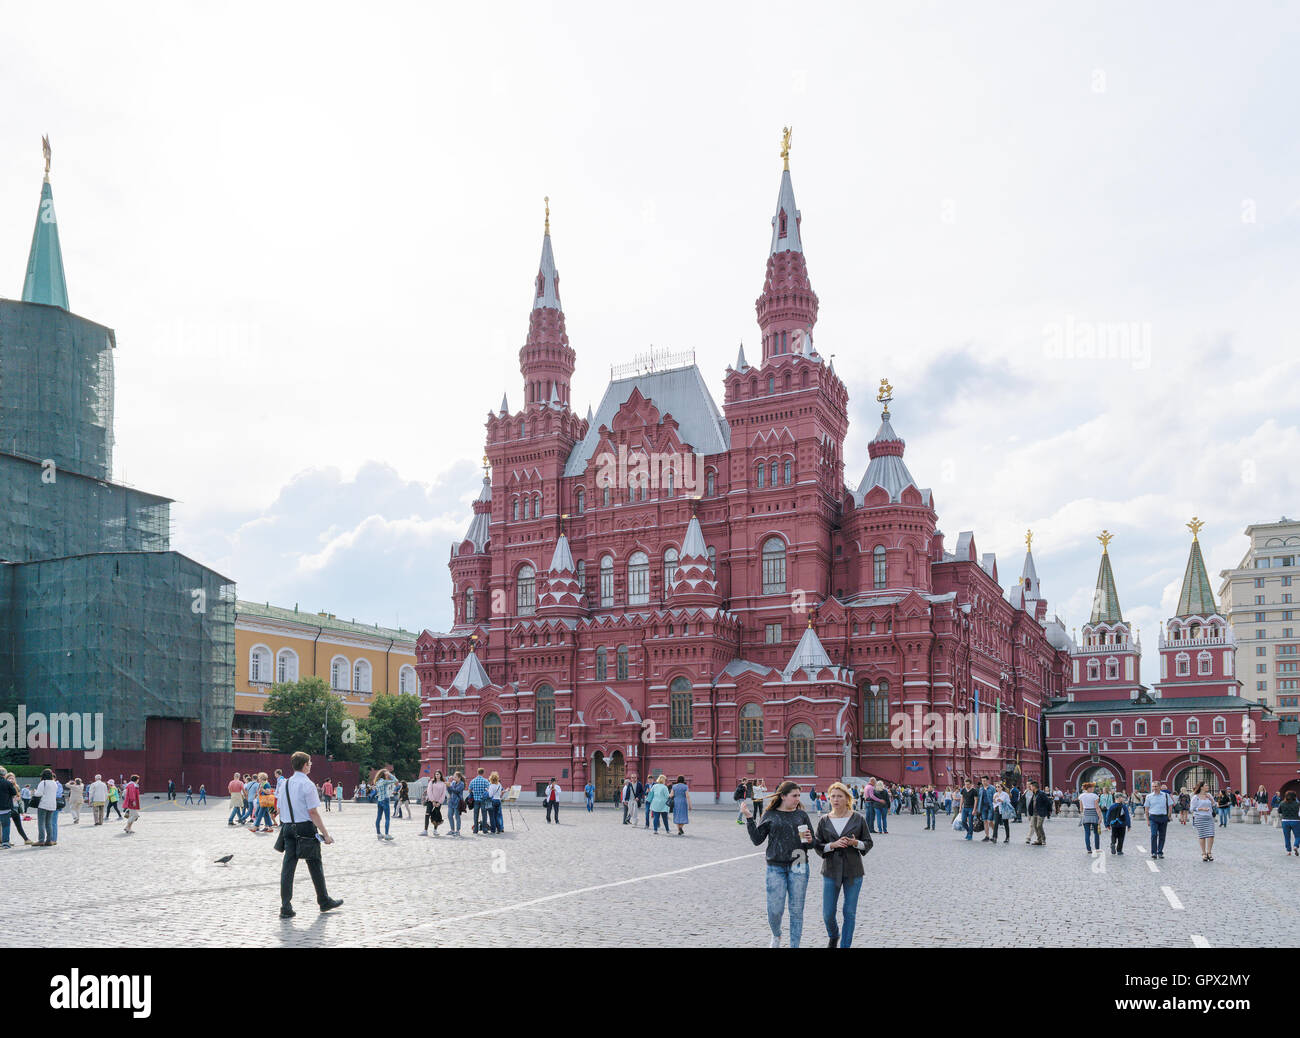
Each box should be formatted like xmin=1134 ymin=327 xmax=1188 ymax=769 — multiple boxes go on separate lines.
xmin=744 ymin=781 xmax=815 ymax=948
xmin=812 ymin=782 xmax=872 ymax=948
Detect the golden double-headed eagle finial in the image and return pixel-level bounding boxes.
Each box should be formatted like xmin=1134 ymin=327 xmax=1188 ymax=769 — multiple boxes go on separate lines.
xmin=1188 ymin=516 xmax=1205 ymax=541
xmin=42 ymin=135 xmax=51 ymax=177
xmin=544 ymin=196 xmax=550 ymax=235
xmin=876 ymin=377 xmax=893 ymax=418
xmin=1025 ymin=529 xmax=1033 ymax=552
xmin=1098 ymin=529 xmax=1113 ymax=552
xmin=781 ymin=126 xmax=792 ymax=171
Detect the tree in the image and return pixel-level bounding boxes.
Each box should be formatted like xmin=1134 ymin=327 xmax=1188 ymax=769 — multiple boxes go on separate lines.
xmin=360 ymin=693 xmax=421 ymax=779
xmin=264 ymin=676 xmax=368 ymax=761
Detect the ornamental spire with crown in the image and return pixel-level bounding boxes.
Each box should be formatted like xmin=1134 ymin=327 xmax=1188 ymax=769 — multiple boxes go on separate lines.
xmin=668 ymin=512 xmax=720 ymax=608
xmin=756 ymin=126 xmax=818 ymax=363
xmin=22 ymin=135 xmax=69 ymax=310
xmin=854 ymin=378 xmax=923 ymax=504
xmin=519 ymin=195 xmax=575 ymax=411
xmin=1088 ymin=530 xmax=1124 ymax=624
xmin=1175 ymin=516 xmax=1220 ymax=618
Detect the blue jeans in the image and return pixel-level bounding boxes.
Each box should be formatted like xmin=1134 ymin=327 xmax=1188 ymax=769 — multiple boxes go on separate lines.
xmin=644 ymin=799 xmax=652 ymax=826
xmin=492 ymin=801 xmax=503 ymax=832
xmin=448 ymin=800 xmax=462 ymax=832
xmin=1083 ymin=822 xmax=1100 ymax=852
xmin=473 ymin=800 xmax=492 ymax=833
xmin=228 ymin=803 xmax=242 ymax=824
xmin=653 ymin=810 xmax=669 ymax=832
xmin=925 ymin=807 xmax=937 ymax=829
xmin=766 ymin=863 xmax=809 ymax=947
xmin=1218 ymin=807 xmax=1230 ymax=826
xmin=875 ymin=804 xmax=888 ymax=833
xmin=1149 ymin=816 xmax=1168 ymax=855
xmin=376 ymin=798 xmax=391 ymax=835
xmin=1284 ymin=819 xmax=1300 ymax=852
xmin=822 ymin=875 xmax=862 ymax=948
xmin=49 ymin=809 xmax=58 ymax=842
xmin=254 ymin=806 xmax=272 ymax=828
xmin=37 ymin=808 xmax=55 ymax=842
xmin=585 ymin=794 xmax=594 ymax=812
xmin=961 ymin=806 xmax=974 ymax=839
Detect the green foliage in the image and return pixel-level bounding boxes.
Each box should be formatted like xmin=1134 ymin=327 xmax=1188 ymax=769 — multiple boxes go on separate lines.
xmin=359 ymin=693 xmax=422 ymax=779
xmin=264 ymin=676 xmax=357 ymax=759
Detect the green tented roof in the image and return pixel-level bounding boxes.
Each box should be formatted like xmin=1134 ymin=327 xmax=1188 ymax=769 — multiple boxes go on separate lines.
xmin=1089 ymin=550 xmax=1123 ymax=623
xmin=1176 ymin=538 xmax=1220 ymax=617
xmin=22 ymin=178 xmax=68 ymax=309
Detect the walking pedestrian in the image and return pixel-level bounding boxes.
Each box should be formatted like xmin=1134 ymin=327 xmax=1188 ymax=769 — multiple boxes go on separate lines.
xmin=923 ymin=786 xmax=938 ymax=830
xmin=1 ymin=770 xmax=33 ymax=847
xmin=671 ymin=775 xmax=691 ymax=835
xmin=743 ymin=781 xmax=814 ymax=948
xmin=226 ymin=770 xmax=244 ymax=826
xmin=1025 ymin=781 xmax=1050 ymax=846
xmin=1145 ymin=782 xmax=1174 ymax=860
xmin=253 ymin=772 xmax=277 ymax=832
xmin=423 ymin=771 xmax=446 ymax=835
xmin=1278 ymin=790 xmax=1300 ymax=856
xmin=977 ymin=777 xmax=996 ymax=842
xmin=543 ymin=777 xmax=561 ymax=823
xmin=167 ymin=779 xmax=176 ymax=802
xmin=67 ymin=778 xmax=84 ymax=824
xmin=122 ymin=775 xmax=142 ymax=834
xmin=321 ymin=778 xmax=334 ymax=812
xmin=1177 ymin=788 xmax=1191 ymax=826
xmin=991 ymin=783 xmax=1013 ymax=844
xmin=813 ymin=782 xmax=871 ymax=948
xmin=1190 ymin=783 xmax=1217 ymax=861
xmin=275 ymin=751 xmax=342 ymax=918
xmin=643 ymin=776 xmax=653 ymax=828
xmin=446 ymin=772 xmax=465 ymax=835
xmin=648 ymin=775 xmax=671 ymax=833
xmin=622 ymin=776 xmax=637 ymax=825
xmin=104 ymin=780 xmax=122 ymax=820
xmin=89 ymin=775 xmax=108 ymax=826
xmin=1105 ymin=792 xmax=1132 ymax=853
xmin=373 ymin=769 xmax=396 ymax=841
xmin=734 ymin=780 xmax=748 ymax=825
xmin=184 ymin=785 xmax=194 ymax=805
xmin=960 ymin=780 xmax=978 ymax=841
xmin=32 ymin=768 xmax=60 ymax=846
xmin=1079 ymin=781 xmax=1104 ymax=854
xmin=584 ymin=780 xmax=595 ymax=813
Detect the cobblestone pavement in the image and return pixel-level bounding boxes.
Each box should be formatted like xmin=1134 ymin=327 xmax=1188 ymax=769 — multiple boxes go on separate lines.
xmin=4 ymin=801 xmax=1296 ymax=947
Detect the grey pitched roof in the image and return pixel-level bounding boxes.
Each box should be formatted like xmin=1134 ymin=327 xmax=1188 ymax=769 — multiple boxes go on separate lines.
xmin=532 ymin=230 xmax=561 ymax=311
xmin=563 ymin=364 xmax=730 ymax=477
xmin=1021 ymin=549 xmax=1040 ymax=599
xmin=716 ymin=659 xmax=776 ymax=680
xmin=853 ymin=423 xmax=922 ymax=504
xmin=735 ymin=343 xmax=750 ymax=371
xmin=1045 ymin=695 xmax=1248 ymax=715
xmin=783 ymin=624 xmax=834 ymax=680
xmin=681 ymin=515 xmax=707 ymax=557
xmin=448 ymin=650 xmax=492 ymax=693
xmin=770 ymin=168 xmax=803 ymax=254
xmin=463 ymin=477 xmax=491 ymax=552
xmin=549 ymin=532 xmax=575 ymax=572
xmin=500 ymin=392 xmax=509 ymax=414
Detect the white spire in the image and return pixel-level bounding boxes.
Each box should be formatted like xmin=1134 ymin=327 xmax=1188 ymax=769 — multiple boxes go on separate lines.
xmin=735 ymin=342 xmax=750 ymax=371
xmin=532 ymin=214 xmax=562 ymax=311
xmin=549 ymin=532 xmax=576 ymax=573
xmin=549 ymin=382 xmax=562 ymax=409
xmin=769 ymin=169 xmax=804 ymax=255
xmin=681 ymin=515 xmax=707 ymax=559
xmin=500 ymin=392 xmax=509 ymax=415
xmin=783 ymin=622 xmax=833 ymax=680
xmin=449 ymin=648 xmax=491 ymax=693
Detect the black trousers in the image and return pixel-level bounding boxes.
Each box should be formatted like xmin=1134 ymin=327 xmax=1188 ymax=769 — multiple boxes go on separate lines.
xmin=545 ymin=800 xmax=558 ymax=823
xmin=106 ymin=801 xmax=122 ymax=819
xmin=425 ymin=801 xmax=443 ymax=830
xmin=280 ymin=823 xmax=329 ymax=909
xmin=1110 ymin=825 xmax=1127 ymax=852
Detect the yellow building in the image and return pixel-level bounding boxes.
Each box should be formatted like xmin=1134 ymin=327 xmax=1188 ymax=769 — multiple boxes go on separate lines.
xmin=233 ymin=600 xmax=419 ymax=750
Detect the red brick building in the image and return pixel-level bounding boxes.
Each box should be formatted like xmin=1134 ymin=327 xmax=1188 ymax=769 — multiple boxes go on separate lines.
xmin=415 ymin=150 xmax=1071 ymax=799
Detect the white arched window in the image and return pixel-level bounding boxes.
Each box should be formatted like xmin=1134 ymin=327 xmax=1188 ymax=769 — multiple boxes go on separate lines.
xmin=1105 ymin=657 xmax=1118 ymax=680
xmin=1176 ymin=653 xmax=1190 ymax=677
xmin=600 ymin=555 xmax=614 ymax=607
xmin=575 ymin=487 xmax=585 ymax=514
xmin=1136 ymin=719 xmax=1147 ymax=736
xmin=1213 ymin=716 xmax=1226 ymax=735
xmin=663 ymin=547 xmax=679 ymax=592
xmin=1187 ymin=717 xmax=1199 ymax=735
xmin=1086 ymin=720 xmax=1099 ymax=737
xmin=1161 ymin=717 xmax=1173 ymax=735
xmin=1064 ymin=721 xmax=1075 ymax=738
xmin=353 ymin=658 xmax=372 ymax=693
xmin=512 ymin=498 xmax=519 ymax=521
xmin=1087 ymin=659 xmax=1100 ymax=681
xmin=761 ymin=537 xmax=787 ymax=595
xmin=249 ymin=644 xmax=271 ymax=684
xmin=398 ymin=664 xmax=417 ymax=694
xmin=517 ymin=564 xmax=536 ymax=615
xmin=873 ymin=545 xmax=887 ymax=589
xmin=706 ymin=470 xmax=716 ymax=497
xmin=1110 ymin=719 xmax=1122 ymax=736
xmin=628 ymin=551 xmax=650 ymax=605
xmin=330 ymin=655 xmax=350 ymax=690
xmin=1198 ymin=651 xmax=1212 ymax=675
xmin=276 ymin=648 xmax=298 ymax=684
xmin=755 ymin=462 xmax=766 ymax=489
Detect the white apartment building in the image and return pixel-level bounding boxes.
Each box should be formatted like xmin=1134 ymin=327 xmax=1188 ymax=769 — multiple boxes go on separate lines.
xmin=1218 ymin=517 xmax=1300 ymax=720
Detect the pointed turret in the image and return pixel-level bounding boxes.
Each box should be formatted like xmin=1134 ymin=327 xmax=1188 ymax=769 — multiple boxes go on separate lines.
xmin=462 ymin=474 xmax=491 ymax=552
xmin=1176 ymin=517 xmax=1220 ymax=617
xmin=537 ymin=531 xmax=587 ymax=616
xmin=448 ymin=646 xmax=492 ymax=694
xmin=755 ymin=128 xmax=818 ymax=363
xmin=1089 ymin=531 xmax=1124 ymax=624
xmin=22 ymin=137 xmax=69 ymax=310
xmin=499 ymin=393 xmax=509 ymax=415
xmin=669 ymin=514 xmax=719 ymax=608
xmin=854 ymin=383 xmax=923 ymax=505
xmin=519 ymin=196 xmax=575 ymax=410
xmin=735 ymin=342 xmax=750 ymax=371
xmin=783 ymin=619 xmax=834 ymax=681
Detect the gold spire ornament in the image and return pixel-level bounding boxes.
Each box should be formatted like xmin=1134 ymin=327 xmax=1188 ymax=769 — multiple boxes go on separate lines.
xmin=1098 ymin=530 xmax=1113 ymax=552
xmin=877 ymin=377 xmax=893 ymax=418
xmin=544 ymin=196 xmax=550 ymax=235
xmin=1025 ymin=529 xmax=1033 ymax=552
xmin=1188 ymin=515 xmax=1205 ymax=541
xmin=482 ymin=454 xmax=490 ymax=478
xmin=41 ymin=134 xmax=51 ymax=178
xmin=780 ymin=126 xmax=792 ymax=171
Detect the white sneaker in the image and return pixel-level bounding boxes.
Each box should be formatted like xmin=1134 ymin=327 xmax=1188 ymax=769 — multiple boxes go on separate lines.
xmin=769 ymin=935 xmax=780 ymax=948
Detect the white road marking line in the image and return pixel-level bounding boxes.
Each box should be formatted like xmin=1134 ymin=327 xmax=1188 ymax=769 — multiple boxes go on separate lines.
xmin=1162 ymin=885 xmax=1185 ymax=910
xmin=351 ymin=850 xmax=766 ymax=944
xmin=1147 ymin=860 xmax=1160 ymax=872
xmin=1191 ymin=934 xmax=1211 ymax=947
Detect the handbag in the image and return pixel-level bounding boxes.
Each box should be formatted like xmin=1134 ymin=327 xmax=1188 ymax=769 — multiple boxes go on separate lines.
xmin=275 ymin=777 xmax=321 ymax=861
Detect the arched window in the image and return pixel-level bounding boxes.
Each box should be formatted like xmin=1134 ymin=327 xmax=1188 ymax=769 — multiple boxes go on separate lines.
xmin=756 ymin=462 xmax=766 ymax=489
xmin=616 ymin=644 xmax=629 ymax=681
xmin=595 ymin=646 xmax=608 ymax=681
xmin=706 ymin=470 xmax=716 ymax=497
xmin=770 ymin=461 xmax=778 ymax=487
xmin=862 ymin=679 xmax=890 ymax=740
xmin=1064 ymin=722 xmax=1075 ymax=738
xmin=1213 ymin=716 xmax=1226 ymax=735
xmin=1110 ymin=719 xmax=1122 ymax=736
xmin=464 ymin=587 xmax=476 ymax=624
xmin=1187 ymin=717 xmax=1199 ymax=735
xmin=399 ymin=665 xmax=417 ymax=694
xmin=1161 ymin=718 xmax=1173 ymax=735
xmin=249 ymin=645 xmax=271 ymax=684
xmin=535 ymin=685 xmax=555 ymax=742
xmin=447 ymin=732 xmax=465 ymax=774
xmin=784 ymin=459 xmax=792 ymax=485
xmin=628 ymin=551 xmax=650 ymax=605
xmin=1176 ymin=653 xmax=1190 ymax=677
xmin=534 ymin=493 xmax=542 ymax=518
xmin=873 ymin=545 xmax=887 ymax=589
xmin=602 ymin=486 xmax=611 ymax=507
xmin=739 ymin=703 xmax=764 ymax=753
xmin=1136 ymin=719 xmax=1147 ymax=736
xmin=482 ymin=713 xmax=501 ymax=757
xmin=512 ymin=498 xmax=519 ymax=521
xmin=778 ymin=209 xmax=788 ymax=238
xmin=665 ymin=469 xmax=675 ymax=497
xmin=330 ymin=655 xmax=349 ymax=690
xmin=276 ymin=649 xmax=298 ymax=684
xmin=663 ymin=548 xmax=679 ymax=592
xmin=1087 ymin=659 xmax=1100 ymax=681
xmin=1105 ymin=658 xmax=1119 ymax=680
xmin=517 ymin=564 xmax=536 ymax=615
xmin=788 ymin=723 xmax=815 ymax=775
xmin=353 ymin=659 xmax=372 ymax=693
xmin=1198 ymin=651 xmax=1212 ymax=675
xmin=761 ymin=537 xmax=787 ymax=595
xmin=670 ymin=676 xmax=693 ymax=739
xmin=575 ymin=487 xmax=585 ymax=514
xmin=1086 ymin=720 xmax=1098 ymax=737
xmin=768 ymin=375 xmax=775 ymax=395
xmin=600 ymin=555 xmax=614 ymax=607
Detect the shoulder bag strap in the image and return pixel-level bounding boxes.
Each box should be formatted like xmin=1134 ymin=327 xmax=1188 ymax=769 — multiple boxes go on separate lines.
xmin=284 ymin=778 xmax=296 ymax=824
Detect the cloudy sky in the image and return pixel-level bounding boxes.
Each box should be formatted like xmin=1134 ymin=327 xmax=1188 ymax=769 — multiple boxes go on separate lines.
xmin=3 ymin=1 xmax=1298 ymax=671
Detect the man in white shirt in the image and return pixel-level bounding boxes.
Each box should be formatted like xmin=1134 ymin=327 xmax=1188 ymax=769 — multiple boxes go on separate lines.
xmin=1144 ymin=782 xmax=1175 ymax=859
xmin=88 ymin=775 xmax=108 ymax=826
xmin=277 ymin=752 xmax=341 ymax=918
xmin=621 ymin=777 xmax=637 ymax=825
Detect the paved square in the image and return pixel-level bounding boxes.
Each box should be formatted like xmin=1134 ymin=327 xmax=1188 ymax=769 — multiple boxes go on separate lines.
xmin=5 ymin=800 xmax=1295 ymax=947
